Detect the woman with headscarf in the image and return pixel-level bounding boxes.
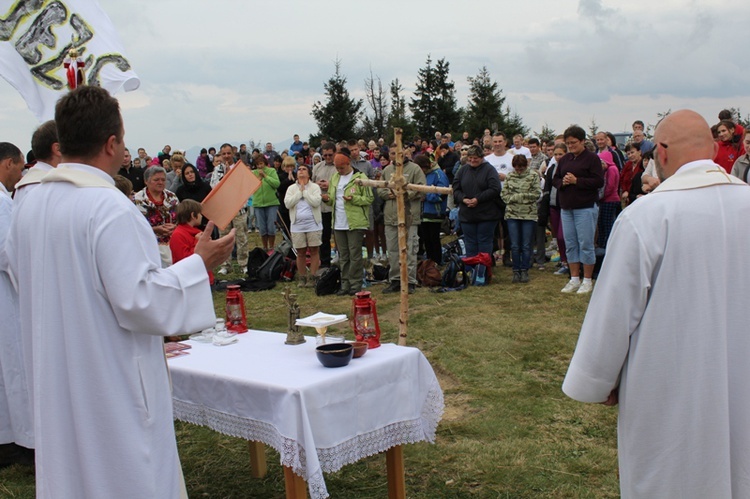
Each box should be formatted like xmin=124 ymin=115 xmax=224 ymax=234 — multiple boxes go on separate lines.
xmin=175 ymin=163 xmax=211 ymax=203
xmin=322 ymin=153 xmax=373 ymax=296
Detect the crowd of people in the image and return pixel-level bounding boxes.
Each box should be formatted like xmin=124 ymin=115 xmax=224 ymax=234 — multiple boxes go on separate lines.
xmin=57 ymin=108 xmax=750 ymax=296
xmin=3 ymin=89 xmax=750 ymax=498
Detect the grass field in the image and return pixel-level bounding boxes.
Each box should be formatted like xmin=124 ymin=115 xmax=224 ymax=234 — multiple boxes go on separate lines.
xmin=0 ymin=247 xmax=621 ymax=498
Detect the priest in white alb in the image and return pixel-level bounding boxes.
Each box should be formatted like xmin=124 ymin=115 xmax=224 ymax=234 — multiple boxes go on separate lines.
xmin=0 ymin=142 xmax=33 ymax=465
xmin=4 ymin=86 xmax=235 ymax=498
xmin=562 ymin=110 xmax=750 ymax=498
xmin=13 ymin=120 xmax=61 ymax=204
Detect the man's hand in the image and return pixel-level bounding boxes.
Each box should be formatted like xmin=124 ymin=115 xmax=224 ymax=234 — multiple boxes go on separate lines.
xmin=317 ymin=179 xmax=329 ymax=190
xmin=563 ymin=172 xmax=577 ymax=186
xmin=642 ymin=174 xmax=660 ymax=193
xmin=602 ymin=388 xmax=618 ymax=406
xmin=195 ymin=222 xmax=235 ymax=271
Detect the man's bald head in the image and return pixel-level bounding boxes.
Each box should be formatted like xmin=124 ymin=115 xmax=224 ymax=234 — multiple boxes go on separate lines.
xmin=653 ymin=110 xmax=717 ymax=180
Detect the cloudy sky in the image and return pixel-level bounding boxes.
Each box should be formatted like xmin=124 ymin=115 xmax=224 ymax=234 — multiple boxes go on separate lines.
xmin=0 ymin=0 xmax=748 ymax=159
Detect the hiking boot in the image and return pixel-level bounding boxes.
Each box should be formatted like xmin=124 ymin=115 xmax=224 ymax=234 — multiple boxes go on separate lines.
xmin=408 ymin=283 xmax=416 ymax=294
xmin=382 ymin=281 xmax=400 ymax=294
xmin=297 ymin=275 xmax=307 ymax=288
xmin=304 ymin=276 xmax=317 ymax=288
xmin=520 ymin=270 xmax=530 ymax=283
xmin=512 ymin=271 xmax=521 ymax=283
xmin=335 ymin=288 xmax=350 ymax=296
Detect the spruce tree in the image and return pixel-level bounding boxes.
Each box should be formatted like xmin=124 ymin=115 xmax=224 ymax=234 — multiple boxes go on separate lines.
xmin=311 ymin=59 xmax=363 ymax=142
xmin=462 ymin=66 xmax=506 ymax=139
xmin=410 ymin=56 xmax=461 ymax=138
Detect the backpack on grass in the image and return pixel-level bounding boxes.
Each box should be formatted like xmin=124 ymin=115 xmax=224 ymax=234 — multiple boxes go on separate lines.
xmin=417 ymin=259 xmax=442 ymax=287
xmin=315 ymin=266 xmax=341 ymax=296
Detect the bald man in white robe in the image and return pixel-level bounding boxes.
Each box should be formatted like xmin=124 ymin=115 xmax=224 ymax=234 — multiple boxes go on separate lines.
xmin=563 ymin=110 xmax=750 ymax=498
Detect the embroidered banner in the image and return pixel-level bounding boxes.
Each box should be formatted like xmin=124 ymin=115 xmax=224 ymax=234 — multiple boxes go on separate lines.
xmin=0 ymin=0 xmax=139 ymax=121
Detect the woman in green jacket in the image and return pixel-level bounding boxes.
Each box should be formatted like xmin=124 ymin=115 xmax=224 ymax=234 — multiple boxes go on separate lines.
xmin=252 ymin=155 xmax=281 ymax=251
xmin=323 ymin=153 xmax=373 ymax=295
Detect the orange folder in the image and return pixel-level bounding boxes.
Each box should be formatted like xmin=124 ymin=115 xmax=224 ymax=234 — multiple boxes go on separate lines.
xmin=201 ymin=161 xmax=261 ymax=230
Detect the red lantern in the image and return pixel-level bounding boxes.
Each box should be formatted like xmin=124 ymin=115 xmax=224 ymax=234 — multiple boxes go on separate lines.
xmin=351 ymin=291 xmax=381 ymax=349
xmin=225 ymin=285 xmax=248 ymax=333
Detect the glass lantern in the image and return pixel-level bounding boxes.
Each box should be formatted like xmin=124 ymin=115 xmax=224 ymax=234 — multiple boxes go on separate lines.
xmin=350 ymin=291 xmax=381 ymax=349
xmin=225 ymin=285 xmax=248 ymax=333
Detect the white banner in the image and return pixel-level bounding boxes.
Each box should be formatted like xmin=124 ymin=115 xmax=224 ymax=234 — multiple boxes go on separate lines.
xmin=0 ymin=0 xmax=139 ymax=122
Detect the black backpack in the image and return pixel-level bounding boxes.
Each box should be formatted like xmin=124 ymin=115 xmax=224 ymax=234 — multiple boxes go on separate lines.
xmin=257 ymin=249 xmax=286 ymax=282
xmin=440 ymin=251 xmax=467 ymax=290
xmin=315 ymin=266 xmax=341 ymax=296
xmin=246 ymin=247 xmax=269 ymax=280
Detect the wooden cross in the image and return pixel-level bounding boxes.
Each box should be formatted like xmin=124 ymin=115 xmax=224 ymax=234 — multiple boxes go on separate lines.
xmin=356 ymin=128 xmax=452 ymax=346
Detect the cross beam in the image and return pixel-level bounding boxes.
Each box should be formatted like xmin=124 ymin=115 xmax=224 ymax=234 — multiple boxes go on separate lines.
xmin=355 ymin=129 xmax=452 ymax=346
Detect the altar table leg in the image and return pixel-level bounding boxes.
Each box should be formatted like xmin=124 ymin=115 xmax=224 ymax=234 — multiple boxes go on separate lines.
xmin=283 ymin=466 xmax=308 ymax=499
xmin=386 ymin=445 xmax=406 ymax=499
xmin=248 ymin=441 xmax=267 ymax=478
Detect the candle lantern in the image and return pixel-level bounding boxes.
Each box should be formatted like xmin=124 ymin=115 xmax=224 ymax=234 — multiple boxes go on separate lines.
xmin=351 ymin=291 xmax=381 ymax=349
xmin=225 ymin=285 xmax=248 ymax=333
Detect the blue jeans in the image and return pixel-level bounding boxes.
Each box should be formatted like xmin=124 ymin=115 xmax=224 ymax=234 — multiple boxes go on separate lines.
xmin=461 ymin=220 xmax=497 ymax=257
xmin=255 ymin=205 xmax=279 ymax=236
xmin=506 ymin=219 xmax=535 ymax=271
xmin=561 ymin=206 xmax=598 ymax=265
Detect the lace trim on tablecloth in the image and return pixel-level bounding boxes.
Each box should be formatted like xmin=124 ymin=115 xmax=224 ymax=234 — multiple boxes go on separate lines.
xmin=173 ymin=377 xmax=444 ymax=499
xmin=173 ymin=399 xmax=329 ymax=498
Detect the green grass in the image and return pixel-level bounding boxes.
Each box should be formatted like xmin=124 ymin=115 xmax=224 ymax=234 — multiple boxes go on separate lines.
xmin=0 ymin=248 xmax=620 ymax=498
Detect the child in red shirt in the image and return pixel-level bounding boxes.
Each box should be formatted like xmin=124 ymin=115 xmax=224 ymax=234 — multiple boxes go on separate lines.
xmin=169 ymin=199 xmax=214 ymax=285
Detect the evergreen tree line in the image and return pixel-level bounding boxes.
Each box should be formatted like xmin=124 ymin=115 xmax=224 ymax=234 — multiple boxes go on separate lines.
xmin=310 ymin=56 xmax=533 ymax=147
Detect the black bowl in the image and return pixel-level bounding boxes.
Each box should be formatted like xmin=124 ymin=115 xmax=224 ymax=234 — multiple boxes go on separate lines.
xmin=316 ymin=343 xmax=354 ymax=368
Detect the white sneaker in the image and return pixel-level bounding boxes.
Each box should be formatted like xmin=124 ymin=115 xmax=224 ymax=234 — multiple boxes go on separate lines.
xmin=561 ymin=280 xmax=581 ymax=293
xmin=241 ymin=267 xmax=247 ymax=274
xmin=217 ymin=268 xmax=228 ymax=275
xmin=577 ymin=281 xmax=593 ymax=294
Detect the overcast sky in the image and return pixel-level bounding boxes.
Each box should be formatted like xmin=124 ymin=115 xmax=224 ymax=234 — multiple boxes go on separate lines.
xmin=1 ymin=0 xmax=748 ymax=158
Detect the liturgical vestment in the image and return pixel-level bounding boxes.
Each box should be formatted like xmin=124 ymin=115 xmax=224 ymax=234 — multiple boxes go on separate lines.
xmin=5 ymin=164 xmax=215 ymax=498
xmin=563 ymin=160 xmax=750 ymax=498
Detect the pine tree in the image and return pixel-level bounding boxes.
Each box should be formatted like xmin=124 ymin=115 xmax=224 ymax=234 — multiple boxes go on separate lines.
xmin=409 ymin=55 xmax=438 ymax=138
xmin=462 ymin=66 xmax=506 ymax=139
xmin=311 ymin=59 xmax=363 ymax=142
xmin=433 ymin=58 xmax=461 ymax=136
xmin=409 ymin=56 xmax=462 ymax=138
xmin=504 ymin=108 xmax=528 ymax=139
xmin=533 ymin=124 xmax=556 ymax=143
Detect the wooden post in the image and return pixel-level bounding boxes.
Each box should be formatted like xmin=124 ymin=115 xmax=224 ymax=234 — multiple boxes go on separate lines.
xmin=386 ymin=445 xmax=406 ymax=499
xmin=247 ymin=440 xmax=267 ymax=478
xmin=283 ymin=466 xmax=308 ymax=499
xmin=354 ymin=130 xmax=452 ymax=347
xmin=393 ymin=129 xmax=410 ymax=346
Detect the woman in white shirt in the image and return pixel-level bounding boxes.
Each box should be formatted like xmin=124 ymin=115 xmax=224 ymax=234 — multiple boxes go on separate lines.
xmin=284 ymin=164 xmax=323 ymax=287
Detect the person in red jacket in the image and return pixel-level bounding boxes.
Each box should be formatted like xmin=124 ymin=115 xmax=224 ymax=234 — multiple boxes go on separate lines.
xmin=170 ymin=199 xmax=214 ymax=285
xmin=714 ymin=120 xmax=745 ymax=173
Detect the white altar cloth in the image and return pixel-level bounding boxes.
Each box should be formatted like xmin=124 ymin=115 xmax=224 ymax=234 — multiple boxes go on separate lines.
xmin=170 ymin=330 xmax=444 ymax=499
